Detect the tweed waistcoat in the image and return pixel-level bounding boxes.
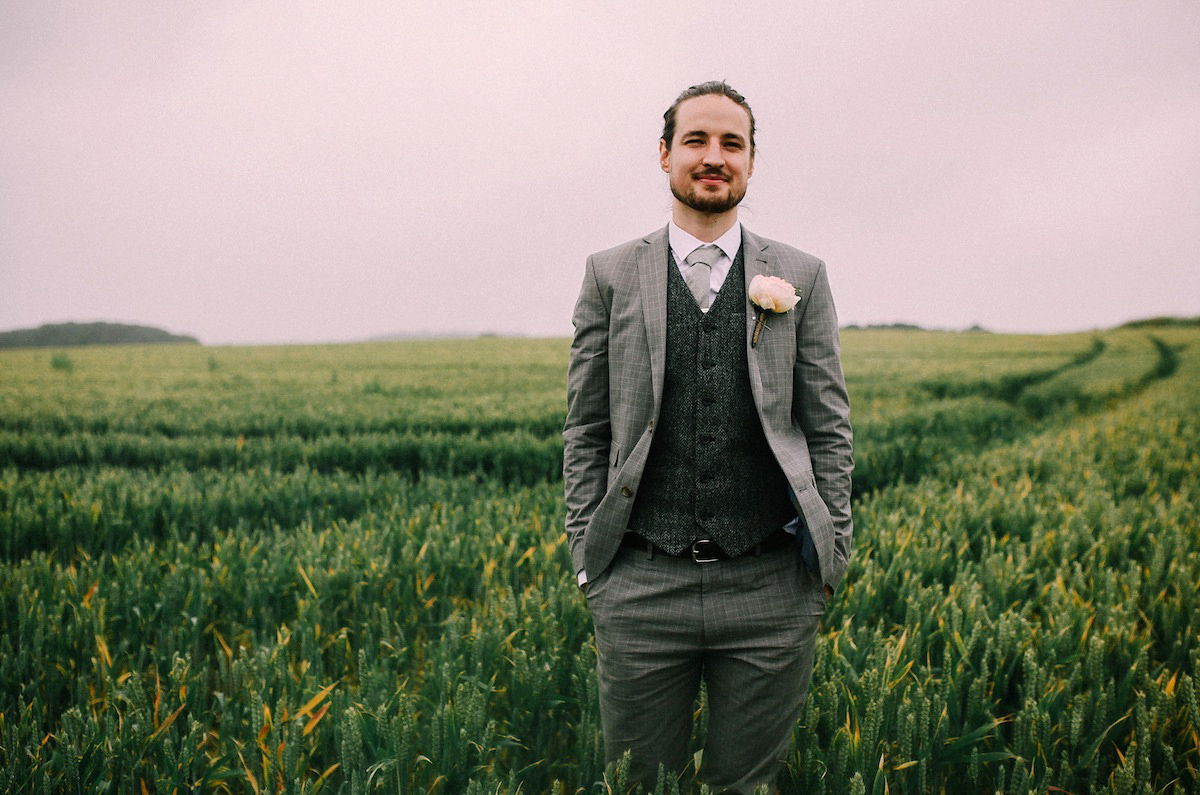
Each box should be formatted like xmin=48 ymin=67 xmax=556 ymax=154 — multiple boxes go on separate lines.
xmin=627 ymin=246 xmax=795 ymax=556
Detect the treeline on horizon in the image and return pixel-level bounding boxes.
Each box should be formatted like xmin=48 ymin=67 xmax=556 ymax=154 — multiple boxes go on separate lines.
xmin=0 ymin=322 xmax=199 ymax=349
xmin=2 ymin=316 xmax=1197 ymax=349
xmin=842 ymin=316 xmax=1200 ymax=333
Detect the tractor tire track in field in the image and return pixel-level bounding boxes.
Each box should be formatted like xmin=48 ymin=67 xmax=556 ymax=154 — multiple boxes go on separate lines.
xmin=917 ymin=335 xmax=1106 ymax=403
xmin=854 ymin=333 xmax=1182 ymax=498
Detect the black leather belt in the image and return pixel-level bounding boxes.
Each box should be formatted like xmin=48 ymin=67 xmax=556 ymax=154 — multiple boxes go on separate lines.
xmin=620 ymin=530 xmax=793 ymax=563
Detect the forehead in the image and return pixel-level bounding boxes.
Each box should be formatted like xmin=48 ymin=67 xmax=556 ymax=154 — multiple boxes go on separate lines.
xmin=673 ymin=94 xmax=752 ymax=141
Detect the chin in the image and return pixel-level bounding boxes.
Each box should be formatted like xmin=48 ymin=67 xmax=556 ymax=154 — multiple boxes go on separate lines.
xmin=691 ymin=194 xmax=741 ymax=214
xmin=671 ymin=182 xmax=745 ymax=215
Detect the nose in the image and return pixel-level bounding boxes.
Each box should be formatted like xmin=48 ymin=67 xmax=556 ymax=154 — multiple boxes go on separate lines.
xmin=702 ymin=140 xmax=725 ymax=167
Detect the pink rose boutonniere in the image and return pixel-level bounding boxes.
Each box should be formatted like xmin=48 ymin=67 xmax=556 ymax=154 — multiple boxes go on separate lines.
xmin=748 ymin=274 xmax=801 ymax=348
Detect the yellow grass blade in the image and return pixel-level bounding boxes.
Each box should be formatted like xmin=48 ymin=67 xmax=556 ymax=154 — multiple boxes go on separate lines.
xmin=237 ymin=748 xmax=260 ymax=795
xmin=146 ymin=704 xmax=185 ymax=745
xmin=214 ymin=629 xmax=233 ymax=664
xmin=303 ymin=701 xmax=331 ymax=736
xmin=153 ymin=669 xmax=162 ymax=729
xmin=95 ymin=635 xmax=112 ymax=668
xmin=296 ymin=680 xmax=339 ymax=720
xmin=296 ymin=562 xmax=319 ymax=599
xmin=313 ymin=763 xmax=339 ymax=788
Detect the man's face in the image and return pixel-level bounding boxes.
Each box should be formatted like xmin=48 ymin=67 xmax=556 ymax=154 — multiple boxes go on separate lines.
xmin=660 ymin=94 xmax=754 ymax=216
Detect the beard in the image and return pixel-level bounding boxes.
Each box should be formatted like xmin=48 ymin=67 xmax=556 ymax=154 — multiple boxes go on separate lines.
xmin=670 ymin=172 xmax=747 ymax=215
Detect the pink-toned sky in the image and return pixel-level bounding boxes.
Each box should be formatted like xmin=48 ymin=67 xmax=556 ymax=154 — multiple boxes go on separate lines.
xmin=3 ymin=1 xmax=1198 ymax=344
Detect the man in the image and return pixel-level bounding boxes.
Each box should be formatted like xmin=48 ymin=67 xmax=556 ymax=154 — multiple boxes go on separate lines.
xmin=563 ymin=82 xmax=853 ymax=793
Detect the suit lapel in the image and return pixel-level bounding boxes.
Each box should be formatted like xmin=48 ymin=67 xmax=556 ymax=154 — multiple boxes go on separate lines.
xmin=742 ymin=228 xmax=774 ymax=407
xmin=637 ymin=227 xmax=670 ymax=410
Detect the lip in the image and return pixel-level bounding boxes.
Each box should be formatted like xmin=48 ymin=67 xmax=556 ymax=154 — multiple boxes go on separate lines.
xmin=696 ymin=173 xmax=728 ymax=184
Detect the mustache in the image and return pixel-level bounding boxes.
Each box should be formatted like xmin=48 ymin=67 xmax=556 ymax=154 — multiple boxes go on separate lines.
xmin=693 ymin=168 xmax=730 ymax=181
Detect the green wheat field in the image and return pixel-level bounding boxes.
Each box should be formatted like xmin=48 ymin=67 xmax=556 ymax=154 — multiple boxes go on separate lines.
xmin=1 ymin=327 xmax=1197 ymax=794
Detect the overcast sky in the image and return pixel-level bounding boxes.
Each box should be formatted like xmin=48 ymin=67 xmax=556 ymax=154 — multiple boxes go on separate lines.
xmin=3 ymin=1 xmax=1198 ymax=345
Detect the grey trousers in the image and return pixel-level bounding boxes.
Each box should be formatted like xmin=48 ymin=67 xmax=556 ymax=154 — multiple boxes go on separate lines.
xmin=586 ymin=542 xmax=825 ymax=794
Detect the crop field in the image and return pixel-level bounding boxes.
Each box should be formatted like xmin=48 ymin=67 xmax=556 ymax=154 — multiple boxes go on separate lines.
xmin=0 ymin=326 xmax=1197 ymax=794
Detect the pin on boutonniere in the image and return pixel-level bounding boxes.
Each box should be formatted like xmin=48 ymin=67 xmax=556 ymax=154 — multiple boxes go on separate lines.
xmin=748 ymin=275 xmax=801 ymax=347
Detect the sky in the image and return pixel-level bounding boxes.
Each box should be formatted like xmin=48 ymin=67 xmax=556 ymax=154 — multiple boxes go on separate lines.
xmin=2 ymin=1 xmax=1198 ymax=345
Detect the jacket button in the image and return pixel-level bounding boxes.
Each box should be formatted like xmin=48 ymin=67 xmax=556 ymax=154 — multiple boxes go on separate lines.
xmin=620 ymin=486 xmax=633 ymax=498
xmin=647 ymin=421 xmax=654 ymax=433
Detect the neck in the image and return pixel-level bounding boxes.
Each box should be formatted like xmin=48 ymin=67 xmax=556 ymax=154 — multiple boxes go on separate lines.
xmin=671 ymin=204 xmax=739 ymax=243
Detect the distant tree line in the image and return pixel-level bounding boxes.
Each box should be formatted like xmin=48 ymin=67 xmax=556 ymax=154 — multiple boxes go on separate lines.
xmin=840 ymin=322 xmax=953 ymax=332
xmin=1118 ymin=315 xmax=1200 ymax=329
xmin=843 ymin=316 xmax=1200 ymax=333
xmin=0 ymin=322 xmax=199 ymax=349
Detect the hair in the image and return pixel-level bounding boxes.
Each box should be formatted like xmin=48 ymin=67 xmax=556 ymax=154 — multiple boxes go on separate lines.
xmin=661 ymin=81 xmax=756 ymax=153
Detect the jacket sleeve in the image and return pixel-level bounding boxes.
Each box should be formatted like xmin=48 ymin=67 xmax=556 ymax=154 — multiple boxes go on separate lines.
xmin=563 ymin=254 xmax=612 ymax=576
xmin=792 ymin=259 xmax=854 ymax=590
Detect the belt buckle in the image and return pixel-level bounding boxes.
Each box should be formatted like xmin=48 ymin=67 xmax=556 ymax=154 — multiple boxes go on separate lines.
xmin=691 ymin=539 xmax=720 ymax=564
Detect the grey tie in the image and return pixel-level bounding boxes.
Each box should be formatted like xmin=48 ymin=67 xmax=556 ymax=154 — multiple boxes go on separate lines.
xmin=683 ymin=244 xmax=720 ymax=310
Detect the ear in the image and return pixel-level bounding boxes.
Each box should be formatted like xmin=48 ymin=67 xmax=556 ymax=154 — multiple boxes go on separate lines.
xmin=659 ymin=139 xmax=670 ymax=172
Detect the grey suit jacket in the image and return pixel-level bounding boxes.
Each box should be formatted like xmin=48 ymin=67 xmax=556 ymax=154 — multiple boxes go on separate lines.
xmin=564 ymin=225 xmax=853 ymax=590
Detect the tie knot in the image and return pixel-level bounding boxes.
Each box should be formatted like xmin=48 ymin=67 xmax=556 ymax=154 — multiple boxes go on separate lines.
xmin=684 ymin=244 xmax=721 ymax=269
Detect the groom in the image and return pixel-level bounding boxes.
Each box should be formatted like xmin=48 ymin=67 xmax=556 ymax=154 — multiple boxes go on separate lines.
xmin=564 ymin=81 xmax=853 ymax=793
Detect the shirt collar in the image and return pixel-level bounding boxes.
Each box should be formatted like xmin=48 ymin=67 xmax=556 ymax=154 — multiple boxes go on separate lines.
xmin=668 ymin=221 xmax=743 ymax=263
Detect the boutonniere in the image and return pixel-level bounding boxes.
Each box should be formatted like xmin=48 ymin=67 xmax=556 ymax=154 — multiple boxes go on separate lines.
xmin=748 ymin=274 xmax=801 ymax=347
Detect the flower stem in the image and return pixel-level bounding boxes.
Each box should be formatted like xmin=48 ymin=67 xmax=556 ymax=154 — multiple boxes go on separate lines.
xmin=752 ymin=310 xmax=767 ymax=348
